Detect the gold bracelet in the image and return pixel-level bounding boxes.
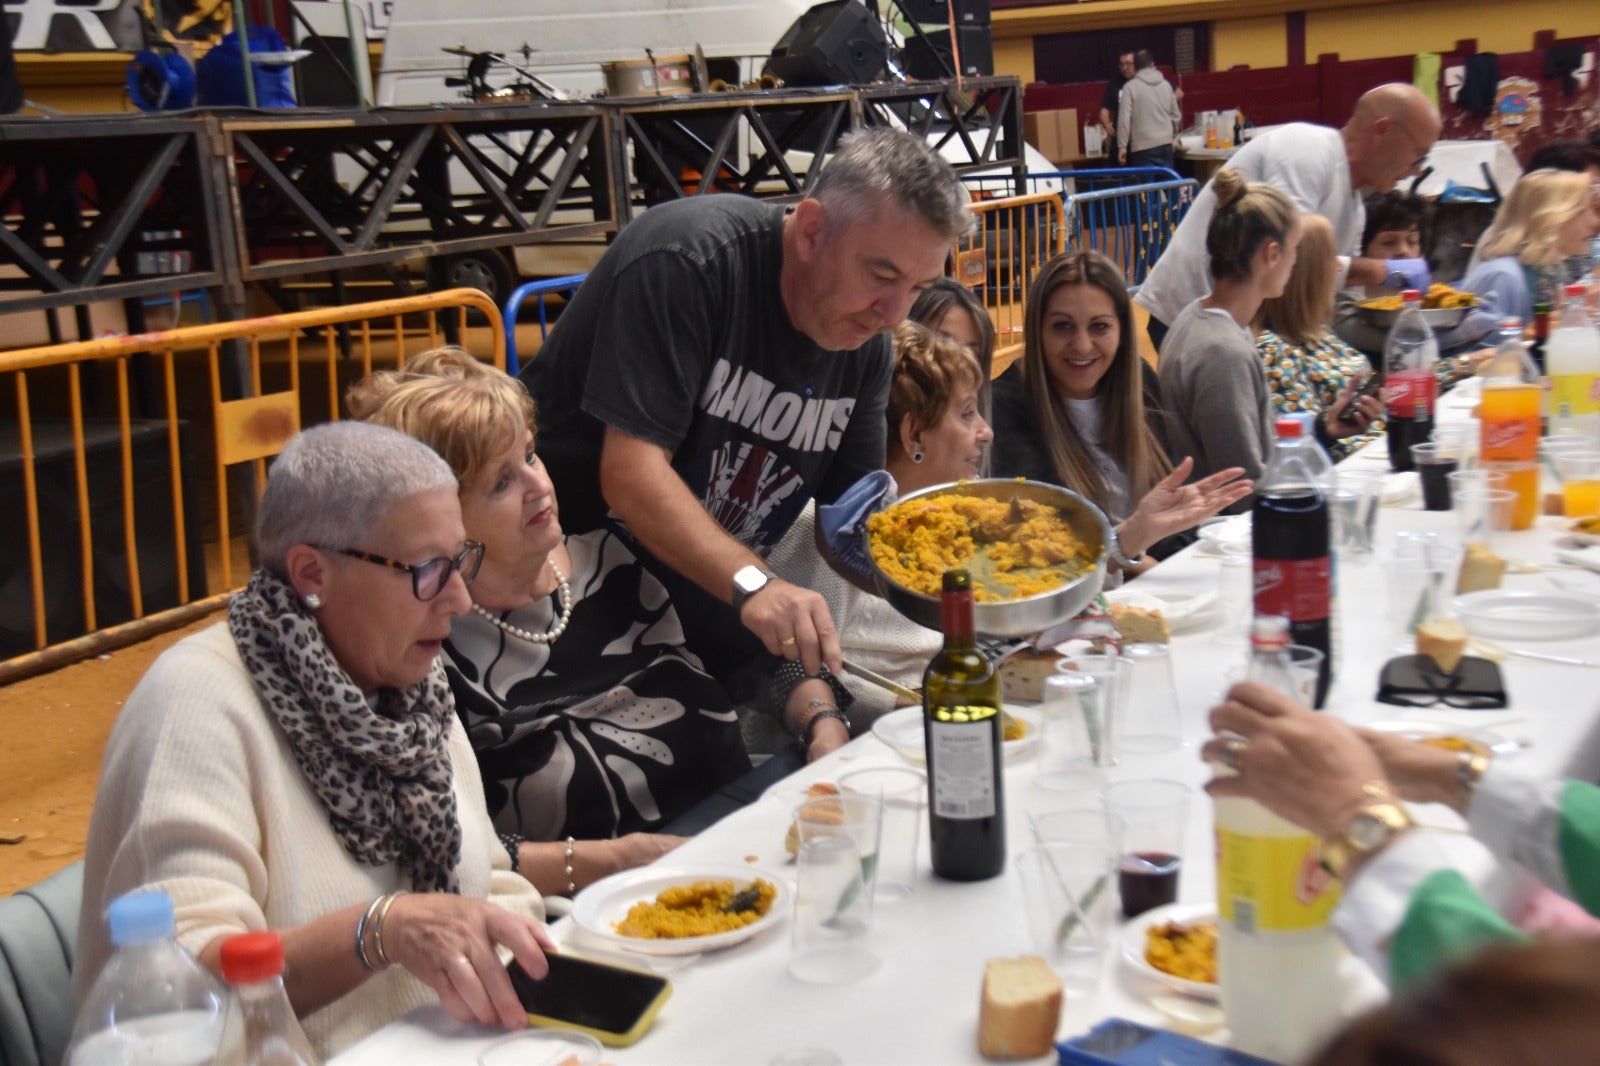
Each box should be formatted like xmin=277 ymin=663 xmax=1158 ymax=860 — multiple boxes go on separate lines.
xmin=1457 ymin=750 xmax=1490 ymax=804
xmin=371 ymin=890 xmax=408 ymax=969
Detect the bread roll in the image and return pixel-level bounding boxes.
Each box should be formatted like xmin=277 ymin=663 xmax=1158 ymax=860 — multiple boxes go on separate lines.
xmin=1000 ymin=650 xmax=1061 ymax=702
xmin=1109 ymin=603 xmax=1170 ymax=644
xmin=785 ymin=781 xmax=843 ymax=856
xmin=978 ymin=955 xmax=1062 ymax=1059
xmin=1456 ymin=541 xmax=1505 ymax=594
xmin=1416 ymin=617 xmax=1470 ymax=675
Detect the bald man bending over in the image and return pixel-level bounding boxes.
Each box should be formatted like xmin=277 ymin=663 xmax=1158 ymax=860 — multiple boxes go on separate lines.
xmin=1138 ymin=83 xmax=1442 ymax=351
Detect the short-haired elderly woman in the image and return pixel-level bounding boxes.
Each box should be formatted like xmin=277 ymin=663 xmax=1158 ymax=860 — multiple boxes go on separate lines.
xmin=350 ymin=349 xmax=751 ymax=860
xmin=75 ymin=422 xmax=552 ymax=1059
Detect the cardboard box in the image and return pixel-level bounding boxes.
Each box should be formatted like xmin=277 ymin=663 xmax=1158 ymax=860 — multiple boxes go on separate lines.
xmin=1024 ymin=107 xmax=1081 ymax=164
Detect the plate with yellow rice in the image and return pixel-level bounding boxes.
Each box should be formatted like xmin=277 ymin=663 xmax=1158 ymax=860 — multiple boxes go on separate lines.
xmin=1119 ymin=902 xmax=1219 ymax=1001
xmin=571 ymin=864 xmax=790 ymax=957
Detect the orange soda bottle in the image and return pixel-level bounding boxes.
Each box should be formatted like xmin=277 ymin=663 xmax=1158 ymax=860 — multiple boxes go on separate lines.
xmin=1479 ymin=318 xmax=1542 ymax=529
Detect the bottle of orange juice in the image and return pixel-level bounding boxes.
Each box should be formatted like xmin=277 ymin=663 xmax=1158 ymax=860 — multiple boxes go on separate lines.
xmin=1479 ymin=319 xmax=1542 ymax=529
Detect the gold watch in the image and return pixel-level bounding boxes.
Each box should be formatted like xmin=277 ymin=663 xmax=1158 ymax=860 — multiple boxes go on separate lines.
xmin=1319 ymin=802 xmax=1413 ymax=880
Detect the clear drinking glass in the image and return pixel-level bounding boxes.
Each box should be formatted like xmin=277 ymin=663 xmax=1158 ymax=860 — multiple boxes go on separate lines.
xmin=1118 ymin=643 xmax=1183 ymax=755
xmin=1014 ymin=842 xmax=1118 ymax=994
xmin=788 ymin=793 xmax=883 ymax=984
xmin=1036 ymin=672 xmax=1116 ymax=791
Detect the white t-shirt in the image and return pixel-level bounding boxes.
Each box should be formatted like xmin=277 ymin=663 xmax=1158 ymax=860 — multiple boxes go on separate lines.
xmin=1061 ymin=395 xmax=1131 ymax=520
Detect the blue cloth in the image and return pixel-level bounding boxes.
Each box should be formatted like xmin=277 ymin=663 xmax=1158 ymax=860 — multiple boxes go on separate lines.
xmin=1386 ymin=257 xmax=1432 ymax=291
xmin=196 ymin=28 xmax=297 ymax=108
xmin=818 ymin=470 xmax=897 ymax=584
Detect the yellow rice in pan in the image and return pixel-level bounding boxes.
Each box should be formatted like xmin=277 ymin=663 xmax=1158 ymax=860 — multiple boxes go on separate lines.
xmin=613 ymin=879 xmax=777 ymax=939
xmin=866 ymin=492 xmax=1094 ymax=601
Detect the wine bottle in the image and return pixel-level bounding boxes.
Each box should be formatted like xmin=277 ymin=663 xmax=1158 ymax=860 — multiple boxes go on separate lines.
xmin=923 ymin=567 xmax=1006 ymax=881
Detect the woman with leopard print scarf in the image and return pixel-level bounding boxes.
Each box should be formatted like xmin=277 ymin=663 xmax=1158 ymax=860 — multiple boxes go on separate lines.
xmin=75 ymin=423 xmax=555 ymax=1059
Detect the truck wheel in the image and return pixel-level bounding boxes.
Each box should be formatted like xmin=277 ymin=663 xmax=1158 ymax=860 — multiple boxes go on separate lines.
xmin=431 ymin=250 xmax=514 ymax=304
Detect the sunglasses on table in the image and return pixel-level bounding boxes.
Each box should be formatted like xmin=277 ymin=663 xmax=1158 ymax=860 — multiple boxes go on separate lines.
xmin=1376 ymin=654 xmax=1507 ymax=709
xmin=330 ymin=540 xmax=485 ymax=601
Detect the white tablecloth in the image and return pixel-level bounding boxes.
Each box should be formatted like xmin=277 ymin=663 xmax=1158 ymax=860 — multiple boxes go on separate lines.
xmin=333 ymin=420 xmax=1600 ymax=1065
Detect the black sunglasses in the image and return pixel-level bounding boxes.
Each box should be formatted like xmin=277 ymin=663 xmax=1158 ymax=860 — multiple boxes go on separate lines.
xmin=1377 ymin=654 xmax=1506 ymax=710
xmin=332 ymin=541 xmax=485 ymax=602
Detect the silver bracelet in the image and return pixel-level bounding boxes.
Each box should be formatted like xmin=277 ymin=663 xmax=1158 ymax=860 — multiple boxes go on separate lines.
xmin=371 ymin=891 xmax=406 ymax=969
xmin=355 ymin=894 xmax=385 ymax=972
xmin=565 ymin=836 xmax=577 ymax=897
xmin=800 ymin=706 xmax=852 ymax=749
xmin=1107 ymin=528 xmax=1144 ymax=568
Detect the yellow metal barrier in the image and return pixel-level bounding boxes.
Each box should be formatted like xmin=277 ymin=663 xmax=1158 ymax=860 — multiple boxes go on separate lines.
xmin=952 ymin=192 xmax=1065 ymax=369
xmin=0 ymin=288 xmax=504 ymax=682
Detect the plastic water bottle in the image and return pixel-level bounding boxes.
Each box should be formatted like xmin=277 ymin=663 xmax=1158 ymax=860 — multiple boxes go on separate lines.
xmin=215 ymin=931 xmax=320 ymax=1064
xmin=1383 ymin=289 xmax=1440 ymax=472
xmin=1252 ymin=419 xmax=1334 ymax=707
xmin=1213 ymin=615 xmax=1344 ymax=1062
xmin=1547 ymin=282 xmax=1600 ymax=448
xmin=67 ymin=890 xmax=226 ymax=1065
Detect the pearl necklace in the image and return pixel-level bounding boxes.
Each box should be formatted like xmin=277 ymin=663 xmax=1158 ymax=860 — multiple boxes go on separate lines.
xmin=471 ymin=560 xmax=574 ymax=645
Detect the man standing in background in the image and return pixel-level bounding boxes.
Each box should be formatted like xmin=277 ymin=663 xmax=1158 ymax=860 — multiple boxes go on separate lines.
xmin=1117 ymin=50 xmax=1181 ymax=170
xmin=1098 ymin=52 xmax=1135 ymax=160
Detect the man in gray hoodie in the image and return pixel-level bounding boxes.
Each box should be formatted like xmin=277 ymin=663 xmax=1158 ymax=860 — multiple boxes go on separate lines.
xmin=1117 ymin=50 xmax=1181 ymax=169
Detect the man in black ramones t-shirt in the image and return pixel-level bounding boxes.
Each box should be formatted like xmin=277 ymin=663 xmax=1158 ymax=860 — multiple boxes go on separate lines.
xmin=1099 ymin=52 xmax=1136 ymax=161
xmin=521 ymin=128 xmax=971 ymax=739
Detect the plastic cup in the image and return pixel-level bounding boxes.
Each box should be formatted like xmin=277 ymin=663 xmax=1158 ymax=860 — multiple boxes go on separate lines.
xmin=1036 ymin=673 xmax=1116 ymax=790
xmin=1386 ymin=532 xmax=1462 ymax=637
xmin=1223 ymin=644 xmax=1324 ymax=707
xmin=789 ymin=793 xmax=883 ymax=984
xmin=1118 ymin=643 xmax=1183 ymax=755
xmin=1447 ymin=469 xmax=1507 ymax=499
xmin=1213 ymin=543 xmax=1254 ymax=643
xmin=1455 ymin=487 xmax=1517 ymax=552
xmin=1053 ymin=654 xmax=1133 ymax=758
xmin=1330 ymin=471 xmax=1381 ymax=556
xmin=1029 ymin=807 xmax=1126 ymax=857
xmin=1411 ymin=442 xmax=1460 ymax=511
xmin=837 ymin=767 xmax=925 ymax=902
xmin=1556 ymin=452 xmax=1600 ymax=517
xmin=1101 ymin=779 xmax=1192 ymax=919
xmin=1014 ymin=842 xmax=1118 ymax=994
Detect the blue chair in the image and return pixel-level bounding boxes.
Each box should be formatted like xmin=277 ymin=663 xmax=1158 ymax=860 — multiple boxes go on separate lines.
xmin=0 ymin=861 xmax=85 ymax=1066
xmin=502 ymin=274 xmax=586 ymax=375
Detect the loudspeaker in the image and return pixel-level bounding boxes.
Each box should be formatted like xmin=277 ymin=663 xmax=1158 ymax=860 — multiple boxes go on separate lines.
xmin=904 ymin=25 xmax=993 ymax=79
xmin=764 ymin=0 xmax=889 ymax=87
xmin=899 ymin=0 xmax=991 ymax=26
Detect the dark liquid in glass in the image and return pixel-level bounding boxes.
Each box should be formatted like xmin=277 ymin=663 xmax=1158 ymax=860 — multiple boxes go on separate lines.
xmin=1419 ymin=459 xmax=1458 ymax=511
xmin=1118 ymin=851 xmax=1181 ymax=918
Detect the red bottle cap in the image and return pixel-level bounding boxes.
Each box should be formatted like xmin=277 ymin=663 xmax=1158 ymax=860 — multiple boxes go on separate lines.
xmin=1565 ymin=283 xmax=1587 ymax=297
xmin=1273 ymin=417 xmax=1303 ymax=438
xmin=220 ymin=931 xmax=286 ymax=984
xmin=1401 ymin=289 xmax=1422 ymax=302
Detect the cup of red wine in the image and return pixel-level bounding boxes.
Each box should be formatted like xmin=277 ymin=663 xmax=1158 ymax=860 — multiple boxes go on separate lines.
xmin=1101 ymin=779 xmax=1193 ymax=919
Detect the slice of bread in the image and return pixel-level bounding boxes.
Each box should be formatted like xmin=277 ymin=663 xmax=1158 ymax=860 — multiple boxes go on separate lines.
xmin=978 ymin=955 xmax=1062 ymax=1059
xmin=1109 ymin=602 xmax=1170 ymax=644
xmin=784 ymin=781 xmax=843 ymax=856
xmin=1456 ymin=541 xmax=1505 ymax=594
xmin=1416 ymin=617 xmax=1470 ymax=675
xmin=1000 ymin=650 xmax=1062 ymax=703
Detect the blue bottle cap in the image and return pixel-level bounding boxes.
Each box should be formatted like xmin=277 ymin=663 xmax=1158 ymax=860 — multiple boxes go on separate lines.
xmin=107 ymin=890 xmax=176 ymax=946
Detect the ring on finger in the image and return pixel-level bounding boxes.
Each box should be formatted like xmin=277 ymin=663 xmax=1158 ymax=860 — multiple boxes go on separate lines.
xmin=1220 ymin=734 xmax=1249 ymax=772
xmin=781 ymin=636 xmax=797 ymax=647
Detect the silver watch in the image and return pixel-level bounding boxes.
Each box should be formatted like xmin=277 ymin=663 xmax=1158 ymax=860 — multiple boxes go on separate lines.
xmin=732 ymin=564 xmax=775 ymax=612
xmin=1107 ymin=529 xmax=1144 ymax=568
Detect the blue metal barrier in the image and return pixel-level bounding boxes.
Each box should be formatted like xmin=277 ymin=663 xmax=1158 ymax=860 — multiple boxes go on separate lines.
xmin=963 ymin=166 xmax=1180 ymax=200
xmin=1061 ymin=177 xmax=1198 ymax=292
xmin=503 ymin=274 xmax=587 ymax=375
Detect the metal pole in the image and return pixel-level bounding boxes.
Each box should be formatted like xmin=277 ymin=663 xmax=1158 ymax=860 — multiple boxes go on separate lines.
xmin=235 ymin=0 xmax=259 ymax=108
xmin=340 ymin=0 xmax=370 ymax=107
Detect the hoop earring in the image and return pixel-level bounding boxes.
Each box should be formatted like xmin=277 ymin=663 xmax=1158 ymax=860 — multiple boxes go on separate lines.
xmin=304 ymin=593 xmax=323 ymax=609
xmin=911 ymin=451 xmax=924 ymax=464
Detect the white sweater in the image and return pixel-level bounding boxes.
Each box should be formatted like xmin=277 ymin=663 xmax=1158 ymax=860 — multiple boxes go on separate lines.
xmin=74 ymin=623 xmax=544 ymax=1058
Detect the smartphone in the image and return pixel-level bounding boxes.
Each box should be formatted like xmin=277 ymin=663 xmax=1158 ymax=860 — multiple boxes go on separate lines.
xmin=506 ymin=953 xmax=671 ymax=1047
xmin=1338 ymin=370 xmax=1384 ymax=424
xmin=1060 ymin=1018 xmax=1280 ymax=1066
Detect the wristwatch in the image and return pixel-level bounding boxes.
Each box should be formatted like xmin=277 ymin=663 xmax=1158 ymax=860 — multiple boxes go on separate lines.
xmin=1318 ymin=801 xmax=1414 ymax=880
xmin=1107 ymin=528 xmax=1145 ymax=568
xmin=731 ymin=564 xmax=776 ymax=612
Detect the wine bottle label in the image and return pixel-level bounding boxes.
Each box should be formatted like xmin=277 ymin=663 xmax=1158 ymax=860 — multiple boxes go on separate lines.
xmin=928 ymin=711 xmax=998 ymax=820
xmin=1215 ymin=829 xmax=1340 ymax=933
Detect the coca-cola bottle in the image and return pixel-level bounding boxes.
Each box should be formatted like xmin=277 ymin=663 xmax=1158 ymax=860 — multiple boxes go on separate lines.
xmin=1384 ymin=289 xmax=1440 ymax=472
xmin=1252 ymin=419 xmax=1333 ymax=707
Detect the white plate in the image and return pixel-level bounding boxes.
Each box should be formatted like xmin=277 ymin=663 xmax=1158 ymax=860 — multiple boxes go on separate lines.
xmin=870 ymin=705 xmax=1041 ymax=765
xmin=570 ymin=864 xmax=789 ymax=957
xmin=1561 ymin=522 xmax=1600 ymax=547
xmin=1119 ymin=901 xmax=1219 ymax=1001
xmin=1450 ymin=590 xmax=1600 ymax=641
xmin=1195 ymin=514 xmax=1251 ymax=555
xmin=1103 ymin=587 xmax=1217 ymax=633
xmin=1365 ymin=720 xmax=1507 ymax=753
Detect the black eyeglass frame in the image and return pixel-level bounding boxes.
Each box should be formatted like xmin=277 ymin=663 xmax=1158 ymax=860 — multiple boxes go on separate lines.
xmin=1376 ymin=654 xmax=1507 ymax=710
xmin=331 ymin=541 xmax=485 ymax=601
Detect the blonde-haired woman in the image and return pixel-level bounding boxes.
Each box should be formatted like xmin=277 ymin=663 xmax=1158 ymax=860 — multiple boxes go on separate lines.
xmin=349 ymin=349 xmax=755 ymax=894
xmin=1256 ymin=214 xmax=1386 ymax=461
xmin=1158 ymin=169 xmax=1302 ymax=494
xmin=1462 ymin=168 xmax=1600 ymax=324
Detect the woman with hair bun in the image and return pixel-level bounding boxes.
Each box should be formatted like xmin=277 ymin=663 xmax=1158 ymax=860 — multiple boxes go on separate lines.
xmin=1158 ymin=168 xmax=1302 ymax=497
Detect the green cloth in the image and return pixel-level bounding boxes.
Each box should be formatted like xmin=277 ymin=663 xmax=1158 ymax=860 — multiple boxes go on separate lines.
xmin=1414 ymin=53 xmax=1441 ymax=109
xmin=1559 ymin=779 xmax=1600 ymax=909
xmin=1390 ymin=868 xmax=1523 ymax=988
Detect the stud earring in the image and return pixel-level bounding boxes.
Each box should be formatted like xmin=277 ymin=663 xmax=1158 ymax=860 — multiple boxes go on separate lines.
xmin=911 ymin=450 xmax=924 ymax=464
xmin=304 ymin=593 xmax=323 ymax=609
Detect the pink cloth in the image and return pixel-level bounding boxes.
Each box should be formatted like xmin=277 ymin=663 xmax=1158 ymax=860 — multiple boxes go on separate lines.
xmin=1514 ymin=882 xmax=1600 ymax=935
